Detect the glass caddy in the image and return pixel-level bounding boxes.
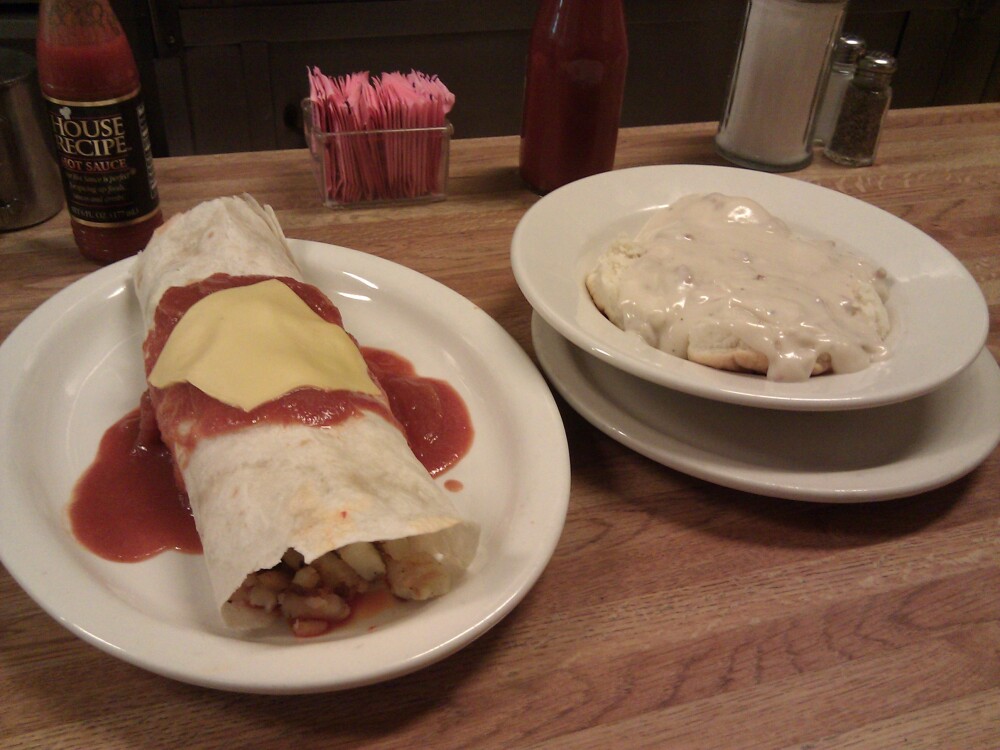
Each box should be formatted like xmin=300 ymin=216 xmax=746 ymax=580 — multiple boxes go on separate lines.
xmin=302 ymin=98 xmax=452 ymax=208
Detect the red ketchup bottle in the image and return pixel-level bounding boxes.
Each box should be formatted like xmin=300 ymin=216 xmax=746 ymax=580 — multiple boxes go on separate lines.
xmin=36 ymin=0 xmax=163 ymax=264
xmin=519 ymin=0 xmax=628 ymax=194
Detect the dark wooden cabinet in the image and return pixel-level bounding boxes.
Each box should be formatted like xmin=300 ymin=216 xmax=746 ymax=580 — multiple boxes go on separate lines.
xmin=6 ymin=0 xmax=997 ymax=155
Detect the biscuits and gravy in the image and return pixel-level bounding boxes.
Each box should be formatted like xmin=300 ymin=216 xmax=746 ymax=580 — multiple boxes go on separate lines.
xmin=585 ymin=193 xmax=891 ymax=382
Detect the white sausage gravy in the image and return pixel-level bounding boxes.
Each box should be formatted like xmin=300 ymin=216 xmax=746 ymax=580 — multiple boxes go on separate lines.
xmin=585 ymin=193 xmax=891 ymax=382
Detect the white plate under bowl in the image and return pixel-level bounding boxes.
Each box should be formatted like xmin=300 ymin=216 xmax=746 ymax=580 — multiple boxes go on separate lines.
xmin=0 ymin=240 xmax=570 ymax=694
xmin=512 ymin=164 xmax=989 ymax=411
xmin=533 ymin=313 xmax=1000 ymax=502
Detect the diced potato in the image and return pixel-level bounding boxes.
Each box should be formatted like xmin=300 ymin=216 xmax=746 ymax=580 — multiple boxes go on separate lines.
xmin=381 ymin=538 xmax=452 ymax=600
xmin=255 ymin=568 xmax=292 ymax=592
xmin=291 ymin=564 xmax=321 ymax=590
xmin=278 ymin=590 xmax=349 ymax=622
xmin=337 ymin=542 xmax=386 ymax=581
xmin=312 ymin=550 xmax=366 ymax=596
xmin=282 ymin=548 xmax=305 ymax=570
xmin=291 ymin=618 xmax=332 ymax=638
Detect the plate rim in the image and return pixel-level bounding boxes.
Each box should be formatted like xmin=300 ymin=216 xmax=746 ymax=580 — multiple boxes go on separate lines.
xmin=511 ymin=164 xmax=989 ymax=412
xmin=532 ymin=312 xmax=1000 ymax=503
xmin=0 ymin=240 xmax=571 ymax=693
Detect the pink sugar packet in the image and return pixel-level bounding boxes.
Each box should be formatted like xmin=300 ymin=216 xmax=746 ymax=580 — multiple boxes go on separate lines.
xmin=307 ymin=68 xmax=454 ymax=204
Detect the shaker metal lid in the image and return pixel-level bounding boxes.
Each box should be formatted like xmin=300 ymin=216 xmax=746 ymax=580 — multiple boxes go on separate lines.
xmin=833 ymin=34 xmax=866 ymax=65
xmin=858 ymin=51 xmax=898 ymax=75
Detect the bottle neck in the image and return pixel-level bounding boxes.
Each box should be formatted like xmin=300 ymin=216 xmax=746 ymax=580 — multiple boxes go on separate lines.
xmin=531 ymin=0 xmax=628 ymax=57
xmin=36 ymin=0 xmax=140 ymax=101
xmin=38 ymin=0 xmax=126 ymax=46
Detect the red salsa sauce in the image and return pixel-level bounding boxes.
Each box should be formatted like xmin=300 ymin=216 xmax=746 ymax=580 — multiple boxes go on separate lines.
xmin=70 ymin=274 xmax=474 ymax=562
xmin=69 ymin=397 xmax=202 ymax=562
xmin=362 ymin=346 xmax=473 ymax=477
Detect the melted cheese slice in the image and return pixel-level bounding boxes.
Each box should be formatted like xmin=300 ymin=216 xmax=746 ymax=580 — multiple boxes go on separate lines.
xmin=148 ymin=279 xmax=381 ymax=410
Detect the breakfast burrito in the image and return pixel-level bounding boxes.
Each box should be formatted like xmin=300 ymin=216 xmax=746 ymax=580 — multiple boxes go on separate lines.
xmin=132 ymin=194 xmax=479 ymax=635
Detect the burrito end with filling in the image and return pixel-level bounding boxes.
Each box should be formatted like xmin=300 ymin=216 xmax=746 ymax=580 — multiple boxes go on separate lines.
xmin=132 ymin=194 xmax=479 ymax=635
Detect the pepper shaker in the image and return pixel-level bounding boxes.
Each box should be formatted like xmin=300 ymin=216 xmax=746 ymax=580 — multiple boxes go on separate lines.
xmin=715 ymin=0 xmax=847 ymax=172
xmin=824 ymin=51 xmax=897 ymax=167
xmin=813 ymin=34 xmax=865 ymax=146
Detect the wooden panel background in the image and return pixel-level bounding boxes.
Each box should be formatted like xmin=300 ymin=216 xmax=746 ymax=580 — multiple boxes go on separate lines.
xmin=7 ymin=0 xmax=994 ymax=155
xmin=166 ymin=0 xmax=999 ymax=155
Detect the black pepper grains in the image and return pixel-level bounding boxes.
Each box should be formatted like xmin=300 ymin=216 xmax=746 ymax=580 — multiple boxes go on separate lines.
xmin=824 ymin=51 xmax=897 ymax=167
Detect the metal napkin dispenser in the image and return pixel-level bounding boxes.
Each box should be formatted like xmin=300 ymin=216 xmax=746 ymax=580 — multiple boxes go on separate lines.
xmin=0 ymin=48 xmax=63 ymax=232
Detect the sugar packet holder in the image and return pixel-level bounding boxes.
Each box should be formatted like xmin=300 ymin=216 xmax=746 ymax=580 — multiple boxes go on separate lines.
xmin=302 ymin=98 xmax=452 ymax=209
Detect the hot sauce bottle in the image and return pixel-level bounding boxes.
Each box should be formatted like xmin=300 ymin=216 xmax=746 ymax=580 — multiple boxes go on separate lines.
xmin=518 ymin=0 xmax=628 ymax=194
xmin=36 ymin=0 xmax=163 ymax=263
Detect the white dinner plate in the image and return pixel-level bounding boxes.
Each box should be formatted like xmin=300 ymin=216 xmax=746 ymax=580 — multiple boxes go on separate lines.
xmin=0 ymin=240 xmax=570 ymax=694
xmin=533 ymin=313 xmax=1000 ymax=502
xmin=511 ymin=164 xmax=989 ymax=411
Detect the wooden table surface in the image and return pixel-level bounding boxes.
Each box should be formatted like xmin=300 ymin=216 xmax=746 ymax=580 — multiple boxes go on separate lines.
xmin=2 ymin=104 xmax=999 ymax=749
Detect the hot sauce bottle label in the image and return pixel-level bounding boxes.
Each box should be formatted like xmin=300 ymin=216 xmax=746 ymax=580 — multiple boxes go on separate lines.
xmin=44 ymin=89 xmax=160 ymax=226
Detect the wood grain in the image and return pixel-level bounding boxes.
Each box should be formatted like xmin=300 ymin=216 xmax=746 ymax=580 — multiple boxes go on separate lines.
xmin=1 ymin=104 xmax=998 ymax=750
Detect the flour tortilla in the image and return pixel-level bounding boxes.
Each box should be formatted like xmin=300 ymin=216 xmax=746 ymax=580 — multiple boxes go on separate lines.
xmin=132 ymin=194 xmax=479 ymax=629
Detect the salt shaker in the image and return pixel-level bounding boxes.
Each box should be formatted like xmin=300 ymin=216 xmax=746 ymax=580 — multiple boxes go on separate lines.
xmin=824 ymin=51 xmax=897 ymax=167
xmin=715 ymin=0 xmax=847 ymax=172
xmin=813 ymin=34 xmax=866 ymax=146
